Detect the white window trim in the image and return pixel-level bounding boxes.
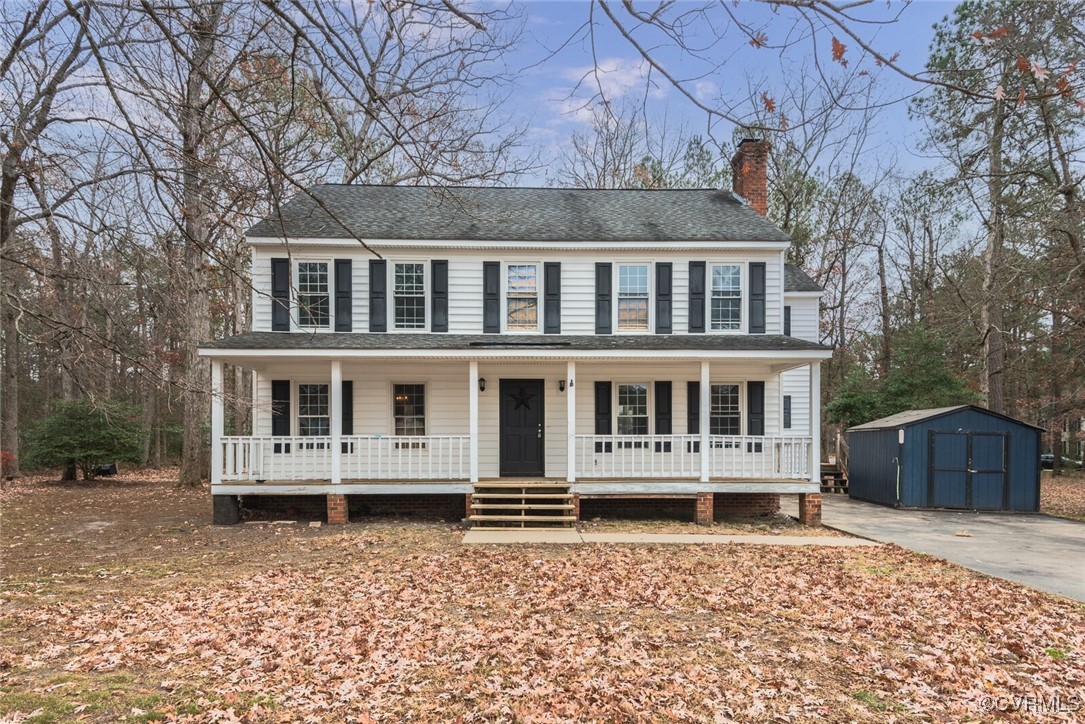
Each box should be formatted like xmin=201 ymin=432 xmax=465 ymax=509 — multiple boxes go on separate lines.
xmin=388 ymin=261 xmax=430 ymax=333
xmin=706 ymin=261 xmax=748 ymax=335
xmin=708 ymin=381 xmax=744 ymax=436
xmin=295 ymin=380 xmax=331 ymax=438
xmin=613 ymin=381 xmax=653 ymax=435
xmin=390 ymin=381 xmax=428 ymax=436
xmin=501 ymin=260 xmax=543 ymax=334
xmin=293 ymin=258 xmax=334 ymax=332
xmin=614 ymin=262 xmax=653 ymax=334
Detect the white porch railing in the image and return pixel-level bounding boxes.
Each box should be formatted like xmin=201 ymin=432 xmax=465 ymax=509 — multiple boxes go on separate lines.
xmin=708 ymin=435 xmax=811 ymax=479
xmin=575 ymin=434 xmax=701 ymax=478
xmin=341 ymin=435 xmax=469 ymax=480
xmin=218 ymin=435 xmax=469 ymax=482
xmin=574 ymin=434 xmax=810 ymax=480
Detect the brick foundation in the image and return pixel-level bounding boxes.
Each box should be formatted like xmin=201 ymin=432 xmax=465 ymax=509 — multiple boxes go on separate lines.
xmin=798 ymin=493 xmax=822 ymax=526
xmin=212 ymin=495 xmax=240 ymax=525
xmin=241 ymin=494 xmax=468 ymax=522
xmin=713 ymin=493 xmax=780 ymax=520
xmin=579 ymin=497 xmax=697 ymax=521
xmin=695 ymin=492 xmax=714 ymax=525
xmin=327 ymin=494 xmax=348 ymax=525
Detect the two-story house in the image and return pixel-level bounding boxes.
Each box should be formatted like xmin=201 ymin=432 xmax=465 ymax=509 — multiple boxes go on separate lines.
xmin=199 ymin=139 xmax=831 ymax=527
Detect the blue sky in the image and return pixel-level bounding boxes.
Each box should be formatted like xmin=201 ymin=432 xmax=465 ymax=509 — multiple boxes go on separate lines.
xmin=499 ymin=1 xmax=963 ymax=183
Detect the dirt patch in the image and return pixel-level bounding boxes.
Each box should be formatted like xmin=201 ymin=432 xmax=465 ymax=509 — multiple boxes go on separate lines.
xmin=578 ymin=512 xmax=845 ymax=536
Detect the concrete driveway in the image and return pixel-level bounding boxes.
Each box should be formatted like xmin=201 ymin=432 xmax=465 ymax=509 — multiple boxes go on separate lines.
xmin=783 ymin=495 xmax=1085 ymax=602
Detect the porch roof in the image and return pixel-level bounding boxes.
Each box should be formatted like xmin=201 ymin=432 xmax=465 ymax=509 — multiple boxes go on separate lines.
xmin=199 ymin=332 xmax=832 ymax=361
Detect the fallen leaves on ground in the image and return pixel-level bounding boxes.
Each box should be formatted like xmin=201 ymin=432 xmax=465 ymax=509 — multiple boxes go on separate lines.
xmin=1041 ymin=471 xmax=1085 ymax=522
xmin=2 ymin=475 xmax=1084 ymax=722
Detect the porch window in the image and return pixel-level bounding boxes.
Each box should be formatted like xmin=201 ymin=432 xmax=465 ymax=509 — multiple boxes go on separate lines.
xmin=710 ymin=264 xmax=742 ymax=331
xmin=393 ymin=384 xmax=426 ymax=436
xmin=298 ymin=262 xmax=330 ymax=328
xmin=617 ymin=264 xmax=649 ymax=330
xmin=616 ymin=384 xmax=649 ymax=435
xmin=394 ymin=263 xmax=426 ymax=329
xmin=298 ymin=384 xmax=330 ymax=436
xmin=710 ymin=384 xmax=740 ymax=435
xmin=506 ymin=264 xmax=538 ymax=330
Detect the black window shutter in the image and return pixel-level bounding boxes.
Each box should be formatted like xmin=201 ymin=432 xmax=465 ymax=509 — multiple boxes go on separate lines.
xmin=654 ymin=381 xmax=672 ymax=452
xmin=688 ymin=262 xmax=705 ymax=333
xmin=369 ymin=260 xmax=387 ymax=332
xmin=655 ymin=263 xmax=672 ymax=334
xmin=271 ymin=380 xmax=290 ymax=437
xmin=686 ymin=381 xmax=700 ymax=453
xmin=271 ymin=258 xmax=290 ymax=331
xmin=334 ymin=259 xmax=352 ymax=332
xmin=749 ymin=262 xmax=766 ymax=334
xmin=341 ymin=380 xmax=354 ymax=435
xmin=747 ymin=381 xmax=765 ymax=435
xmin=431 ymin=260 xmax=449 ymax=332
xmin=483 ymin=261 xmax=500 ymax=333
xmin=594 ymin=381 xmax=612 ymax=453
xmin=784 ymin=305 xmax=792 ymax=337
xmin=544 ymin=262 xmax=561 ymax=334
xmin=595 ymin=263 xmax=612 ymax=334
xmin=783 ymin=394 xmax=792 ymax=429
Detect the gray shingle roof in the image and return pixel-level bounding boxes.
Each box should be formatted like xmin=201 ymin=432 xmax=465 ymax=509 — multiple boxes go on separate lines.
xmin=202 ymin=332 xmax=830 ymax=353
xmin=784 ymin=263 xmax=822 ymax=293
xmin=247 ymin=185 xmax=793 ymax=243
xmin=848 ymin=405 xmax=1044 ymax=432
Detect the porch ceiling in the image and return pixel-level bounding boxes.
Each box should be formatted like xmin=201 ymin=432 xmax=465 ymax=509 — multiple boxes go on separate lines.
xmin=199 ymin=332 xmax=832 ymax=365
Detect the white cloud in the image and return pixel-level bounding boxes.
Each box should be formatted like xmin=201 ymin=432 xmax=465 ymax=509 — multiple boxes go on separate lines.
xmin=560 ymin=57 xmax=667 ymax=102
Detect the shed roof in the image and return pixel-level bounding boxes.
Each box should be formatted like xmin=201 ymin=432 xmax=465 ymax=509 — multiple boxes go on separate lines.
xmin=848 ymin=405 xmax=1044 ymax=432
xmin=784 ymin=264 xmax=822 ymax=293
xmin=246 ymin=185 xmax=793 ymax=243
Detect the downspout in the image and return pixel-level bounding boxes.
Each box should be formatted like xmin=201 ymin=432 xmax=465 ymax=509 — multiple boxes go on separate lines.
xmin=895 ymin=428 xmax=904 ymax=507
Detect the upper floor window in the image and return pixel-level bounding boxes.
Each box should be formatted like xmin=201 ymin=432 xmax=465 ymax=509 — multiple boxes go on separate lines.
xmin=617 ymin=264 xmax=649 ymax=331
xmin=393 ymin=383 xmax=426 ymax=435
xmin=298 ymin=383 xmax=330 ymax=436
xmin=710 ymin=264 xmax=742 ymax=331
xmin=394 ymin=263 xmax=425 ymax=329
xmin=617 ymin=383 xmax=649 ymax=434
xmin=298 ymin=262 xmax=330 ymax=328
xmin=506 ymin=264 xmax=539 ymax=330
xmin=710 ymin=383 xmax=740 ymax=435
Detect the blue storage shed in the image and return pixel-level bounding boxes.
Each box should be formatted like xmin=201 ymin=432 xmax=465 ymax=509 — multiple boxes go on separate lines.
xmin=847 ymin=405 xmax=1041 ymax=511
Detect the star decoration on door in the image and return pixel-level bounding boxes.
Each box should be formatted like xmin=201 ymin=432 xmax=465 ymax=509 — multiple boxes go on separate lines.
xmin=510 ymin=386 xmax=535 ymax=410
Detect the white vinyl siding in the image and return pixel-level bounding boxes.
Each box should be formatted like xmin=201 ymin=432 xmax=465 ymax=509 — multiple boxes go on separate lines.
xmin=784 ymin=295 xmax=820 ymax=343
xmin=250 ymin=248 xmax=788 ymax=336
xmin=781 ymin=367 xmax=811 ymax=435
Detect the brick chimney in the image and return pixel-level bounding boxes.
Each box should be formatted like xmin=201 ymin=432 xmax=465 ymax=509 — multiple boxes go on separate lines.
xmin=731 ymin=138 xmax=770 ymax=217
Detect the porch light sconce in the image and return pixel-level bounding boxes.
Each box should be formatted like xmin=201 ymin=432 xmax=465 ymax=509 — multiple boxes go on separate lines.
xmin=478 ymin=377 xmax=486 ymax=393
xmin=558 ymin=379 xmax=566 ymax=392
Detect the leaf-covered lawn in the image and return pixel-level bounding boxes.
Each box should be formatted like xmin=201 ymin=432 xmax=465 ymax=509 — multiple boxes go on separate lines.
xmin=1041 ymin=471 xmax=1085 ymax=522
xmin=2 ymin=474 xmax=1084 ymax=722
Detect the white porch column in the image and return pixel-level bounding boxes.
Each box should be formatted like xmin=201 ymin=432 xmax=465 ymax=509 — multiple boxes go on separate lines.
xmin=469 ymin=360 xmax=479 ymax=483
xmin=809 ymin=361 xmax=821 ymax=484
xmin=210 ymin=359 xmax=224 ymax=484
xmin=330 ymin=361 xmax=342 ymax=484
xmin=700 ymin=360 xmax=710 ymax=483
xmin=566 ymin=361 xmax=576 ymax=483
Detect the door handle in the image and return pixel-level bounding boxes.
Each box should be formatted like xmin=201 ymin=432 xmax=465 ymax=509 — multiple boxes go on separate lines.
xmin=537 ymin=424 xmax=542 ymax=439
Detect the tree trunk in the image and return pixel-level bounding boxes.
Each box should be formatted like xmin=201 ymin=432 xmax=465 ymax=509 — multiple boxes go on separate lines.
xmin=877 ymin=239 xmax=891 ymax=377
xmin=981 ymin=96 xmax=1007 ymax=414
xmin=176 ymin=4 xmax=223 ymax=487
xmin=1 ymin=298 xmax=19 ymax=477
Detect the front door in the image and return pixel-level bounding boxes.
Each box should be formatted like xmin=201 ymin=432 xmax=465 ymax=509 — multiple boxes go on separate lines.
xmin=500 ymin=379 xmax=545 ymax=477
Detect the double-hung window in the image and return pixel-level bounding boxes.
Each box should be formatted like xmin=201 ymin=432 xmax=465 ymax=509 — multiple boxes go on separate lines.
xmin=394 ymin=263 xmax=426 ymax=329
xmin=506 ymin=264 xmax=539 ymax=330
xmin=298 ymin=384 xmax=330 ymax=450
xmin=298 ymin=262 xmax=330 ymax=328
xmin=710 ymin=384 xmax=741 ymax=438
xmin=616 ymin=383 xmax=649 ymax=435
xmin=710 ymin=264 xmax=742 ymax=331
xmin=393 ymin=383 xmax=426 ymax=442
xmin=617 ymin=264 xmax=649 ymax=331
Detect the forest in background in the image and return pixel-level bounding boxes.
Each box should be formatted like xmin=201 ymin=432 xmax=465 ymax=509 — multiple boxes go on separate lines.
xmin=1 ymin=0 xmax=1083 ymax=482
